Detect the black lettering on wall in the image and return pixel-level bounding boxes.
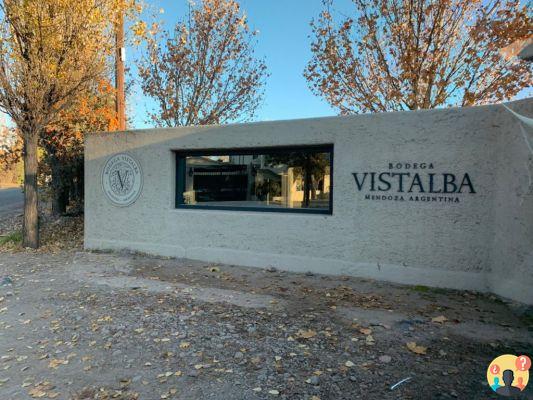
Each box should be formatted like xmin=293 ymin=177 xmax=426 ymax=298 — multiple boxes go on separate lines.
xmin=353 ymin=162 xmax=476 ymax=204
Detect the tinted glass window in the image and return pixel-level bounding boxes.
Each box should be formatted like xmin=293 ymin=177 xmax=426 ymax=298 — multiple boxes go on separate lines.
xmin=176 ymin=146 xmax=332 ymax=213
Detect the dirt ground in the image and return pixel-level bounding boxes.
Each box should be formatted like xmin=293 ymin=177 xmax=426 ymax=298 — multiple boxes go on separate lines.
xmin=0 ymin=215 xmax=532 ymax=399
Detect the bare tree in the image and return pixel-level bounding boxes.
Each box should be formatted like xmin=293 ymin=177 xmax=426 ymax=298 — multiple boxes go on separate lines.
xmin=305 ymin=0 xmax=531 ymax=114
xmin=137 ymin=0 xmax=268 ymax=127
xmin=0 ymin=0 xmax=120 ymax=247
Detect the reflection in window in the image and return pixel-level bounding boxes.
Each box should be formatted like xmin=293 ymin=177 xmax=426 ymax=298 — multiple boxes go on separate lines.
xmin=176 ymin=146 xmax=332 ymax=213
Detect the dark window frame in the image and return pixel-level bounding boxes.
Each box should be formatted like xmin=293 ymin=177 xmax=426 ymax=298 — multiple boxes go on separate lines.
xmin=174 ymin=144 xmax=334 ymax=215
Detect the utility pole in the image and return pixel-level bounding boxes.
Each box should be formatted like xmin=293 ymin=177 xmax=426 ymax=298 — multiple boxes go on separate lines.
xmin=115 ymin=7 xmax=126 ymax=131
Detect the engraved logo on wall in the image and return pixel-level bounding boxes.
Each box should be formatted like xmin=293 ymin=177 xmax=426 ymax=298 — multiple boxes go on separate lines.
xmin=102 ymin=153 xmax=143 ymax=206
xmin=353 ymin=162 xmax=476 ymax=204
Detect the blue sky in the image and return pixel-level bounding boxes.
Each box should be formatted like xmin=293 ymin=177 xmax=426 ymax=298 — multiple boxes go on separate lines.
xmin=129 ymin=0 xmax=354 ymax=128
xmin=128 ymin=0 xmax=531 ymax=129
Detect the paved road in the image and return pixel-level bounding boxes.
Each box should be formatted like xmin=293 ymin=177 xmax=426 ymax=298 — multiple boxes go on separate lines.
xmin=0 ymin=187 xmax=23 ymax=217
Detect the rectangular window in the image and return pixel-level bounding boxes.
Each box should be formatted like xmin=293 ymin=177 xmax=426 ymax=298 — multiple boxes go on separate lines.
xmin=175 ymin=145 xmax=333 ymax=214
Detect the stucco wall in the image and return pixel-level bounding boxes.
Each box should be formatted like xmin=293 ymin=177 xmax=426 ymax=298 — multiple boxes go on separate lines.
xmin=85 ymin=99 xmax=533 ymax=304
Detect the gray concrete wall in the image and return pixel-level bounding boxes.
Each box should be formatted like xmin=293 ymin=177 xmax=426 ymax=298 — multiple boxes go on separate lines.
xmin=85 ymin=99 xmax=533 ymax=304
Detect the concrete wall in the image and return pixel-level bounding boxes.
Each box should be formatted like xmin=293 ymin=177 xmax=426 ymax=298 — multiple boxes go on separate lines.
xmin=85 ymin=99 xmax=533 ymax=304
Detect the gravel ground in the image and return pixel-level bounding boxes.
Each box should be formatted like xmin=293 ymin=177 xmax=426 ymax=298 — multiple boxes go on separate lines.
xmin=0 ymin=216 xmax=532 ymax=399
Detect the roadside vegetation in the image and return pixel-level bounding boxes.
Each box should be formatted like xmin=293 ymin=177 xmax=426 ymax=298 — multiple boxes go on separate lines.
xmin=0 ymin=230 xmax=21 ymax=247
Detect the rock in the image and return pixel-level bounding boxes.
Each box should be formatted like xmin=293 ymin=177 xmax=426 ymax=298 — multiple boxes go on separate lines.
xmin=234 ymin=351 xmax=244 ymax=359
xmin=266 ymin=267 xmax=277 ymax=272
xmin=308 ymin=376 xmax=320 ymax=385
xmin=1 ymin=276 xmax=13 ymax=286
xmin=379 ymin=355 xmax=392 ymax=363
xmin=187 ymin=370 xmax=199 ymax=377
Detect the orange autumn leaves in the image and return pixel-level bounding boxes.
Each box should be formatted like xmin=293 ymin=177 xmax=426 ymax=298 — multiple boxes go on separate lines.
xmin=44 ymin=80 xmax=118 ymax=158
xmin=137 ymin=0 xmax=267 ymax=127
xmin=305 ymin=0 xmax=531 ymax=114
xmin=65 ymin=80 xmax=119 ymax=134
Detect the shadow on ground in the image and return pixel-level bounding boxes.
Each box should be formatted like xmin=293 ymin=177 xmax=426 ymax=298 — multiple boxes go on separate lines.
xmin=0 ymin=250 xmax=531 ymax=399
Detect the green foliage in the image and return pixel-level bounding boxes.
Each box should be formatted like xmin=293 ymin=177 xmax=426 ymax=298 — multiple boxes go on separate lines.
xmin=0 ymin=230 xmax=22 ymax=246
xmin=411 ymin=285 xmax=430 ymax=293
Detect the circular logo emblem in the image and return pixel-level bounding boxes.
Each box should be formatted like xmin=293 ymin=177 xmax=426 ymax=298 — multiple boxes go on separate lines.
xmin=487 ymin=354 xmax=530 ymax=396
xmin=101 ymin=153 xmax=143 ymax=206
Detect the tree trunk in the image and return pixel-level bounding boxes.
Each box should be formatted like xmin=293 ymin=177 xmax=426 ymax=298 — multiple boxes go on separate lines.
xmin=75 ymin=159 xmax=84 ymax=205
xmin=50 ymin=155 xmax=68 ymax=215
xmin=22 ymin=131 xmax=39 ymax=248
xmin=52 ymin=186 xmax=68 ymax=215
